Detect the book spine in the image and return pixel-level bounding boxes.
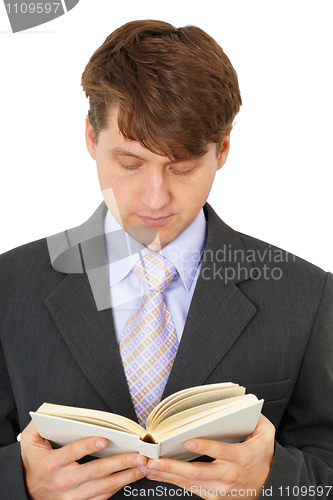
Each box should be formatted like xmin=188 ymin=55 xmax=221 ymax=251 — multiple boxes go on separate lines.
xmin=138 ymin=440 xmax=160 ymax=459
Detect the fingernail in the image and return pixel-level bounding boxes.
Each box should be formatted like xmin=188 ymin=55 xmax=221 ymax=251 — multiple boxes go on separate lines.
xmin=146 ymin=461 xmax=158 ymax=470
xmin=95 ymin=438 xmax=108 ymax=449
xmin=134 ymin=456 xmax=147 ymax=466
xmin=184 ymin=441 xmax=196 ymax=451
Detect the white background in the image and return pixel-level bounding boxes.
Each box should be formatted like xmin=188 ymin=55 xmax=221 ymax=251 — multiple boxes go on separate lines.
xmin=0 ymin=1 xmax=332 ymax=271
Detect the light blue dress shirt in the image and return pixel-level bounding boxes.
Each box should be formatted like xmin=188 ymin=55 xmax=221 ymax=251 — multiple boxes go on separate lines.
xmin=104 ymin=210 xmax=207 ymax=343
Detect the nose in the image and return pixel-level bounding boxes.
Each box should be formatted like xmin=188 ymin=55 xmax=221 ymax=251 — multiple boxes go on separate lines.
xmin=141 ymin=169 xmax=170 ymax=211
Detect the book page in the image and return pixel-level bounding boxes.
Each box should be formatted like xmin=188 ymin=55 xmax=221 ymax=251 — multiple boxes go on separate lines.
xmin=55 ymin=415 xmax=133 ymax=433
xmin=148 ymin=386 xmax=245 ymax=431
xmin=154 ymin=394 xmax=251 ymax=434
xmin=147 ymin=382 xmax=239 ymax=429
xmin=153 ymin=394 xmax=258 ymax=441
xmin=36 ymin=403 xmax=146 ymax=438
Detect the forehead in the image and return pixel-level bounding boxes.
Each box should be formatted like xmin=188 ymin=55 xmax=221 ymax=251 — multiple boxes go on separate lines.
xmin=98 ymin=106 xmax=216 ymax=163
xmin=98 ymin=111 xmax=170 ymax=162
xmin=100 ymin=104 xmax=221 ymax=162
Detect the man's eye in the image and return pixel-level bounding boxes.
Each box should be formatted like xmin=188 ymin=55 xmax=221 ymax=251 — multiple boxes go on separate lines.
xmin=171 ymin=167 xmax=193 ymax=175
xmin=119 ymin=162 xmax=140 ymax=170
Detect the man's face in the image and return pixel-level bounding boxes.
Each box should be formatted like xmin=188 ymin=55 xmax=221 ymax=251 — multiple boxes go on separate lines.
xmin=86 ymin=107 xmax=230 ymax=249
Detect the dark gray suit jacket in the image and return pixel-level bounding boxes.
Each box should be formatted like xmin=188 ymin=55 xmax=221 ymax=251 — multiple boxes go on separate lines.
xmin=1 ymin=203 xmax=333 ymax=499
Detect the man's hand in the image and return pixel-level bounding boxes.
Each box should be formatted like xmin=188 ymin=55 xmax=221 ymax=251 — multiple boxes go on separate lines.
xmin=140 ymin=414 xmax=275 ymax=499
xmin=21 ymin=421 xmax=148 ymax=500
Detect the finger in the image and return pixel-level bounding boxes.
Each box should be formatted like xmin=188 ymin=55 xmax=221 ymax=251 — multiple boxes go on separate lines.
xmin=246 ymin=413 xmax=275 ymax=440
xmin=74 ymin=466 xmax=146 ymax=499
xmin=145 ymin=470 xmax=192 ymax=490
xmin=52 ymin=436 xmax=110 ymax=467
xmin=183 ymin=438 xmax=243 ymax=462
xmin=144 ymin=469 xmax=221 ymax=498
xmin=21 ymin=420 xmax=40 ymax=439
xmin=141 ymin=458 xmax=224 ymax=482
xmin=78 ymin=453 xmax=148 ymax=482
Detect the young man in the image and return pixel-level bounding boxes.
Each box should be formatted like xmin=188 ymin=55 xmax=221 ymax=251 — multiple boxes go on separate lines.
xmin=0 ymin=20 xmax=332 ymax=500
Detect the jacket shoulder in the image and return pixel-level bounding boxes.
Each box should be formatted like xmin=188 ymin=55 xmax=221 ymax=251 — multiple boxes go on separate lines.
xmin=237 ymin=230 xmax=329 ymax=291
xmin=0 ymin=238 xmax=65 ymax=311
xmin=0 ymin=238 xmax=50 ymax=273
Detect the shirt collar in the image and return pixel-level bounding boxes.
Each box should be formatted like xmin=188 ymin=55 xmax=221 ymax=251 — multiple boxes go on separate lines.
xmin=104 ymin=209 xmax=206 ymax=291
xmin=160 ymin=211 xmax=206 ymax=291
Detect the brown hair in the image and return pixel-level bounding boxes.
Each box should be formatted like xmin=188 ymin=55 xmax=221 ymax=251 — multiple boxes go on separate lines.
xmin=81 ymin=20 xmax=241 ymax=160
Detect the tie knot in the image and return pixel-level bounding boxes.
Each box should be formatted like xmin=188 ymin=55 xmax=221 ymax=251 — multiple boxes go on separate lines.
xmin=132 ymin=251 xmax=178 ymax=293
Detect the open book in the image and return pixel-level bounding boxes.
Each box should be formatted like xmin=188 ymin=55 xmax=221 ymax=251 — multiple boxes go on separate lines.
xmin=30 ymin=382 xmax=263 ymax=461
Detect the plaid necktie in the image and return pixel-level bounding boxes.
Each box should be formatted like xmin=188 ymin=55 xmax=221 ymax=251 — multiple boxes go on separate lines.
xmin=119 ymin=251 xmax=179 ymax=427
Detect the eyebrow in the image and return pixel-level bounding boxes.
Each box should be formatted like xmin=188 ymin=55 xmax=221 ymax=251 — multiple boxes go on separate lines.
xmin=110 ymin=147 xmax=147 ymax=161
xmin=110 ymin=147 xmax=197 ymax=165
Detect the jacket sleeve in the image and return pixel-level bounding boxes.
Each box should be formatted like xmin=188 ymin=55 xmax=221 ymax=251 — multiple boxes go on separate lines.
xmin=0 ymin=342 xmax=29 ymax=500
xmin=261 ymin=272 xmax=333 ymax=498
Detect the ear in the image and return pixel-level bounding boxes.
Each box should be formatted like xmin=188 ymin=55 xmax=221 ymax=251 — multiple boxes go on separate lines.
xmin=216 ymin=134 xmax=231 ymax=171
xmin=85 ymin=116 xmax=96 ymax=160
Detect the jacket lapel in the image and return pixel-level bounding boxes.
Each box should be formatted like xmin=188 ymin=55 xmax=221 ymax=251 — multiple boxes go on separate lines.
xmin=163 ymin=204 xmax=257 ymax=397
xmin=45 ymin=272 xmax=137 ymax=421
xmin=45 ymin=203 xmax=137 ymax=420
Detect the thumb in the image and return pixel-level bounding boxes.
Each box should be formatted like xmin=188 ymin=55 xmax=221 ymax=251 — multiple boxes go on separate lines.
xmin=21 ymin=420 xmax=53 ymax=450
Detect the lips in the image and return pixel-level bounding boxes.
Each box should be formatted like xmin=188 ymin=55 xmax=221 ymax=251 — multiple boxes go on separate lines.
xmin=136 ymin=214 xmax=173 ymax=227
